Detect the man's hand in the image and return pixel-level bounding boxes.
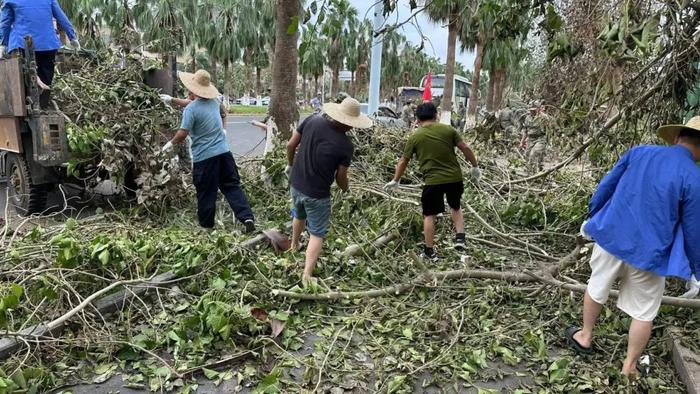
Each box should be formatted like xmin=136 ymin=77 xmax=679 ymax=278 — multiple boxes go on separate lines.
xmin=284 ymin=165 xmax=292 ymax=176
xmin=0 ymin=46 xmax=6 ymax=58
xmin=681 ymin=275 xmax=700 ymax=299
xmin=579 ymin=220 xmax=592 ymax=241
xmin=383 ymin=180 xmax=399 ymax=193
xmin=469 ymin=167 xmax=482 ymax=181
xmin=159 ymin=94 xmax=173 ymax=105
xmin=161 ymin=141 xmax=173 ymax=153
xmin=70 ymin=39 xmax=81 ymax=50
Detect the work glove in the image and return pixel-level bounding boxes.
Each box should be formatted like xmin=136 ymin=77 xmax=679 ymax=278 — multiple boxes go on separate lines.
xmin=469 ymin=167 xmax=482 ymax=181
xmin=159 ymin=94 xmax=173 ymax=105
xmin=383 ymin=180 xmax=399 ymax=193
xmin=161 ymin=141 xmax=173 ymax=153
xmin=70 ymin=39 xmax=81 ymax=50
xmin=579 ymin=220 xmax=592 ymax=241
xmin=680 ymin=275 xmax=700 ymax=299
xmin=0 ymin=46 xmax=6 ymax=58
xmin=284 ymin=165 xmax=292 ymax=176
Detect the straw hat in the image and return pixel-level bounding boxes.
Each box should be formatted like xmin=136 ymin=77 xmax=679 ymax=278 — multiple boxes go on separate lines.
xmin=177 ymin=70 xmax=220 ymax=99
xmin=323 ymin=97 xmax=373 ymax=129
xmin=657 ymin=116 xmax=700 ymax=144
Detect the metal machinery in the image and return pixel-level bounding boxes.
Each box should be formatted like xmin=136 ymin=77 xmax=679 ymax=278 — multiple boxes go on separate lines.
xmin=0 ymin=37 xmax=69 ymax=214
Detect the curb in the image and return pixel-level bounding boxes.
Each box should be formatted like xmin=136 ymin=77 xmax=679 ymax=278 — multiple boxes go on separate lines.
xmin=667 ymin=327 xmax=700 ymax=394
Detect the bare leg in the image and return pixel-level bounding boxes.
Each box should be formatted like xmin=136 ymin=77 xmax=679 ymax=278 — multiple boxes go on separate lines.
xmin=621 ymin=320 xmax=653 ymax=375
xmin=573 ymin=290 xmax=603 ymax=348
xmin=423 ymin=216 xmax=436 ymax=248
xmin=302 ymin=235 xmax=324 ymax=282
xmin=290 ymin=218 xmax=305 ymax=251
xmin=450 ymin=208 xmax=464 ymax=234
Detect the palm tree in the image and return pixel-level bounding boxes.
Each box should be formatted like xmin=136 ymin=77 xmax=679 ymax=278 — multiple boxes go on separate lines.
xmin=270 ymin=0 xmax=301 ymax=139
xmin=426 ymin=0 xmax=471 ymax=116
xmin=381 ymin=30 xmax=404 ymax=100
xmin=300 ymin=27 xmax=327 ymax=101
xmin=209 ymin=0 xmax=242 ymax=99
xmin=323 ymin=0 xmax=358 ymax=97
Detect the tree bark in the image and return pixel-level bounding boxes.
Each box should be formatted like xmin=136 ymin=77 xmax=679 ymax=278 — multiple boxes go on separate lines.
xmin=468 ymin=34 xmax=486 ymax=116
xmin=302 ymin=74 xmax=308 ymax=104
xmin=442 ymin=20 xmax=458 ymax=114
xmin=314 ymin=75 xmax=319 ymax=97
xmin=256 ymin=67 xmax=262 ymax=98
xmin=270 ymin=0 xmax=300 ymax=140
xmin=210 ymin=60 xmax=218 ymax=90
xmin=223 ymin=58 xmax=230 ymax=100
xmin=332 ymin=67 xmax=340 ymax=97
xmin=494 ymin=68 xmax=507 ymax=110
xmin=486 ymin=70 xmax=496 ymax=112
xmin=350 ymin=71 xmax=355 ymax=97
xmin=244 ymin=48 xmax=253 ymax=95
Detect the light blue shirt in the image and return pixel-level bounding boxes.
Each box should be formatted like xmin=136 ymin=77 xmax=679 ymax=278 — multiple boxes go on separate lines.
xmin=0 ymin=0 xmax=76 ymax=52
xmin=585 ymin=145 xmax=700 ymax=280
xmin=180 ymin=99 xmax=229 ymax=163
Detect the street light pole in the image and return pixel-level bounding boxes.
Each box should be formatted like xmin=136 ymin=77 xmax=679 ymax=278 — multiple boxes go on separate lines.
xmin=368 ymin=2 xmax=384 ymax=115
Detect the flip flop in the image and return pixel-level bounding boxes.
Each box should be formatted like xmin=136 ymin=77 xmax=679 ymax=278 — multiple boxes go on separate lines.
xmin=565 ymin=326 xmax=593 ymax=354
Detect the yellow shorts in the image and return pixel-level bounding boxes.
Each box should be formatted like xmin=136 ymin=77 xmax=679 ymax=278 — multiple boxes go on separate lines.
xmin=587 ymin=243 xmax=666 ymax=322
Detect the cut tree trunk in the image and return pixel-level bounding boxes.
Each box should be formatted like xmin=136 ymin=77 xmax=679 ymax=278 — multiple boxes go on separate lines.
xmin=256 ymin=67 xmax=262 ymax=98
xmin=468 ymin=34 xmax=485 ymax=116
xmin=270 ymin=0 xmax=300 ymax=140
xmin=442 ymin=21 xmax=458 ymax=114
xmin=486 ymin=71 xmax=496 ymax=112
xmin=494 ymin=68 xmax=507 ymax=110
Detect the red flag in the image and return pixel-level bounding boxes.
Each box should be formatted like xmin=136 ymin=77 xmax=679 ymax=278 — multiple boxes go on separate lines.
xmin=422 ymin=73 xmax=432 ymax=102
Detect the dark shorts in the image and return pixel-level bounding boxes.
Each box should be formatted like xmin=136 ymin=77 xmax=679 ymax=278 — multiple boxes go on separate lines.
xmin=421 ymin=182 xmax=464 ymax=216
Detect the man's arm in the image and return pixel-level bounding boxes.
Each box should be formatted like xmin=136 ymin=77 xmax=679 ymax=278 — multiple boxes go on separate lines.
xmin=0 ymin=3 xmax=13 ymax=47
xmin=682 ymin=182 xmax=700 ymax=276
xmin=391 ymin=157 xmax=410 ymax=182
xmin=588 ymin=149 xmax=631 ymax=217
xmin=335 ymin=165 xmax=349 ymax=192
xmin=286 ymin=131 xmax=302 ymax=166
xmin=172 ymin=98 xmax=192 ymax=108
xmin=171 ymin=129 xmax=189 ymax=144
xmin=457 ymin=141 xmax=478 ymax=167
xmin=51 ymin=0 xmax=77 ymax=41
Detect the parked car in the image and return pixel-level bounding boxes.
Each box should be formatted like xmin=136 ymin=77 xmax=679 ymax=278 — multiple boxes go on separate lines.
xmin=359 ymin=104 xmax=407 ymax=128
xmin=236 ymin=96 xmax=256 ymax=105
xmin=261 ymin=96 xmax=271 ymax=106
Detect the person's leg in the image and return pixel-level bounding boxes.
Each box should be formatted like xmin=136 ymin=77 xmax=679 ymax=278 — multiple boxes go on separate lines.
xmin=423 ymin=215 xmax=436 ymax=247
xmin=303 ymin=235 xmax=324 ymax=282
xmin=35 ymin=50 xmax=57 ymax=108
xmin=291 ymin=218 xmax=306 ymax=251
xmin=450 ymin=208 xmax=464 ymax=233
xmin=218 ymin=153 xmax=255 ymax=223
xmin=192 ymin=157 xmax=219 ymax=228
xmin=421 ymin=184 xmax=444 ymax=256
xmin=573 ymin=291 xmax=604 ymax=348
xmin=301 ymin=195 xmax=331 ymax=283
xmin=621 ymin=320 xmax=653 ymax=375
xmin=446 ymin=182 xmax=466 ymax=247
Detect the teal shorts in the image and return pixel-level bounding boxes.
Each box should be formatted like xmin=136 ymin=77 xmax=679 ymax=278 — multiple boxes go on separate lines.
xmin=290 ymin=187 xmax=331 ymax=238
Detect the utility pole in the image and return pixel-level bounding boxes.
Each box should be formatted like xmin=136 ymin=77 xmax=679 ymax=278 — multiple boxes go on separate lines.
xmin=368 ymin=2 xmax=384 ymax=115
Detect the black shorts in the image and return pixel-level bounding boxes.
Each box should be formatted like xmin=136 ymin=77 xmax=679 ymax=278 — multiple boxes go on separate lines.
xmin=421 ymin=181 xmax=464 ymax=216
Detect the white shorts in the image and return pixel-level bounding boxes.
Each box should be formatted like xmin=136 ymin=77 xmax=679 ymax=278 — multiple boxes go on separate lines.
xmin=587 ymin=244 xmax=665 ymax=322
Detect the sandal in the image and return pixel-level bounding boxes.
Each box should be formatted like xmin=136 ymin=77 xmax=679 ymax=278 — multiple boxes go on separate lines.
xmin=565 ymin=326 xmax=593 ymax=354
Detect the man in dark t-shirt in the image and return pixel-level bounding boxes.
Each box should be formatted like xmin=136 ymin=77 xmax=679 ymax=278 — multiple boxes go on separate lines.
xmin=286 ymin=97 xmax=372 ymax=285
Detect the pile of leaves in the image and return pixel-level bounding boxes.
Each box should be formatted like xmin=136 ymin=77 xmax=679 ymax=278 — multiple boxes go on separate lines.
xmin=53 ymin=53 xmax=186 ymax=207
xmin=0 ymin=125 xmax=697 ymax=393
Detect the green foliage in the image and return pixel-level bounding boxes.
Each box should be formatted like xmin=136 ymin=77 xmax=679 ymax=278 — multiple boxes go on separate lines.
xmin=0 ymin=284 xmax=23 ymax=328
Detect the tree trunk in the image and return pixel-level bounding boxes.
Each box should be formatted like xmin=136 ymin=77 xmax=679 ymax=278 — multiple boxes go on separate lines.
xmin=441 ymin=21 xmax=458 ymax=115
xmin=350 ymin=71 xmax=355 ymax=97
xmin=314 ymin=75 xmax=319 ymax=97
xmin=468 ymin=34 xmax=485 ymax=116
xmin=256 ymin=67 xmax=262 ymax=98
xmin=494 ymin=68 xmax=507 ymax=110
xmin=211 ymin=60 xmax=218 ymax=90
xmin=302 ymin=74 xmax=308 ymax=104
xmin=486 ymin=70 xmax=496 ymax=112
xmin=191 ymin=50 xmax=197 ymax=72
xmin=169 ymin=52 xmax=177 ymax=96
xmin=244 ymin=48 xmax=253 ymax=95
xmin=332 ymin=67 xmax=340 ymax=97
xmin=270 ymin=0 xmax=300 ymax=140
xmin=224 ymin=58 xmax=230 ymax=100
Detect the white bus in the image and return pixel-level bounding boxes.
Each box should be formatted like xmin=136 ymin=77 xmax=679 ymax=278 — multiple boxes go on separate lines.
xmin=419 ymin=74 xmax=472 ymax=111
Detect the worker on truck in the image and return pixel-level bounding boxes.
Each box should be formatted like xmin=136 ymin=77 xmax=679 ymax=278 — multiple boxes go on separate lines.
xmin=0 ymin=0 xmax=80 ymax=106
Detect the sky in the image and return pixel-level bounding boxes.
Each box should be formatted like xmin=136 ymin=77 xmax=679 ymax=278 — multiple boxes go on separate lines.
xmin=348 ymin=0 xmax=477 ymax=71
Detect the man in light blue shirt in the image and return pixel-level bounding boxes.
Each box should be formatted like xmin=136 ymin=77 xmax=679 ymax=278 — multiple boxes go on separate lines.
xmin=162 ymin=69 xmax=255 ymax=232
xmin=0 ymin=0 xmax=80 ymax=102
xmin=566 ymin=117 xmax=700 ymax=375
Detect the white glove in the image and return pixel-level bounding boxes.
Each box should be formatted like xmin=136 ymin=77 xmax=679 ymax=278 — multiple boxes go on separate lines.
xmin=0 ymin=46 xmax=6 ymax=58
xmin=681 ymin=275 xmax=700 ymax=299
xmin=470 ymin=167 xmax=482 ymax=181
xmin=70 ymin=39 xmax=81 ymax=50
xmin=159 ymin=94 xmax=173 ymax=105
xmin=284 ymin=165 xmax=292 ymax=176
xmin=383 ymin=180 xmax=399 ymax=193
xmin=161 ymin=141 xmax=173 ymax=153
xmin=580 ymin=220 xmax=592 ymax=241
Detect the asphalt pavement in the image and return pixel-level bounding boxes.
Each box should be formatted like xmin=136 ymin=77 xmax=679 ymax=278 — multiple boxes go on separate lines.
xmin=0 ymin=115 xmax=267 ymax=222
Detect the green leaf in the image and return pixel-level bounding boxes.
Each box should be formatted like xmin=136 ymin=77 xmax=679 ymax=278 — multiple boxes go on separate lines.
xmin=402 ymin=327 xmax=413 ymax=340
xmin=387 ymin=375 xmax=406 ymax=393
xmin=202 ymin=368 xmax=219 ymax=380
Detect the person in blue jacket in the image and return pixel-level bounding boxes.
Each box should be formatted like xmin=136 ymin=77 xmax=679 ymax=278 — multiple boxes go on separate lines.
xmin=0 ymin=0 xmax=79 ymax=98
xmin=566 ymin=117 xmax=700 ymax=376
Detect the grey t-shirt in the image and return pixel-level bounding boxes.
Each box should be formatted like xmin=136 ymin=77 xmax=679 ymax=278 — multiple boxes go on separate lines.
xmin=290 ymin=115 xmax=354 ymax=199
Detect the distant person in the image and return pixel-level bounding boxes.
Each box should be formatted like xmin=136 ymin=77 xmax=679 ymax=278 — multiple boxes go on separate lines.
xmin=310 ymin=93 xmax=322 ymax=113
xmin=519 ymin=100 xmax=551 ymax=171
xmin=161 ymin=70 xmax=256 ymax=233
xmin=567 ymin=117 xmax=700 ymax=375
xmin=384 ymin=102 xmax=481 ymax=259
xmin=285 ymin=97 xmax=372 ymax=286
xmin=0 ymin=0 xmax=80 ymax=106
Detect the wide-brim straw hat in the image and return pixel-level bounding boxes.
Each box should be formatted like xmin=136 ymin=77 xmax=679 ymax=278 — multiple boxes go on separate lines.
xmin=657 ymin=116 xmax=700 ymax=144
xmin=178 ymin=70 xmax=220 ymax=99
xmin=323 ymin=97 xmax=373 ymax=129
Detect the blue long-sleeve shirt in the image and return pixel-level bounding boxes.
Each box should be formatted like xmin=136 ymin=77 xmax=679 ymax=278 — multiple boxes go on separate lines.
xmin=0 ymin=0 xmax=76 ymax=52
xmin=585 ymin=145 xmax=700 ymax=280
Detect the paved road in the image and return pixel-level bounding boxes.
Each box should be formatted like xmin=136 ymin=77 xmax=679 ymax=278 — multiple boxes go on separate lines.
xmin=0 ymin=115 xmax=267 ymax=221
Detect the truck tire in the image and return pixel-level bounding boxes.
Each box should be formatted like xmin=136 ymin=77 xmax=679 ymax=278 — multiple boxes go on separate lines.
xmin=7 ymin=153 xmax=48 ymax=215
